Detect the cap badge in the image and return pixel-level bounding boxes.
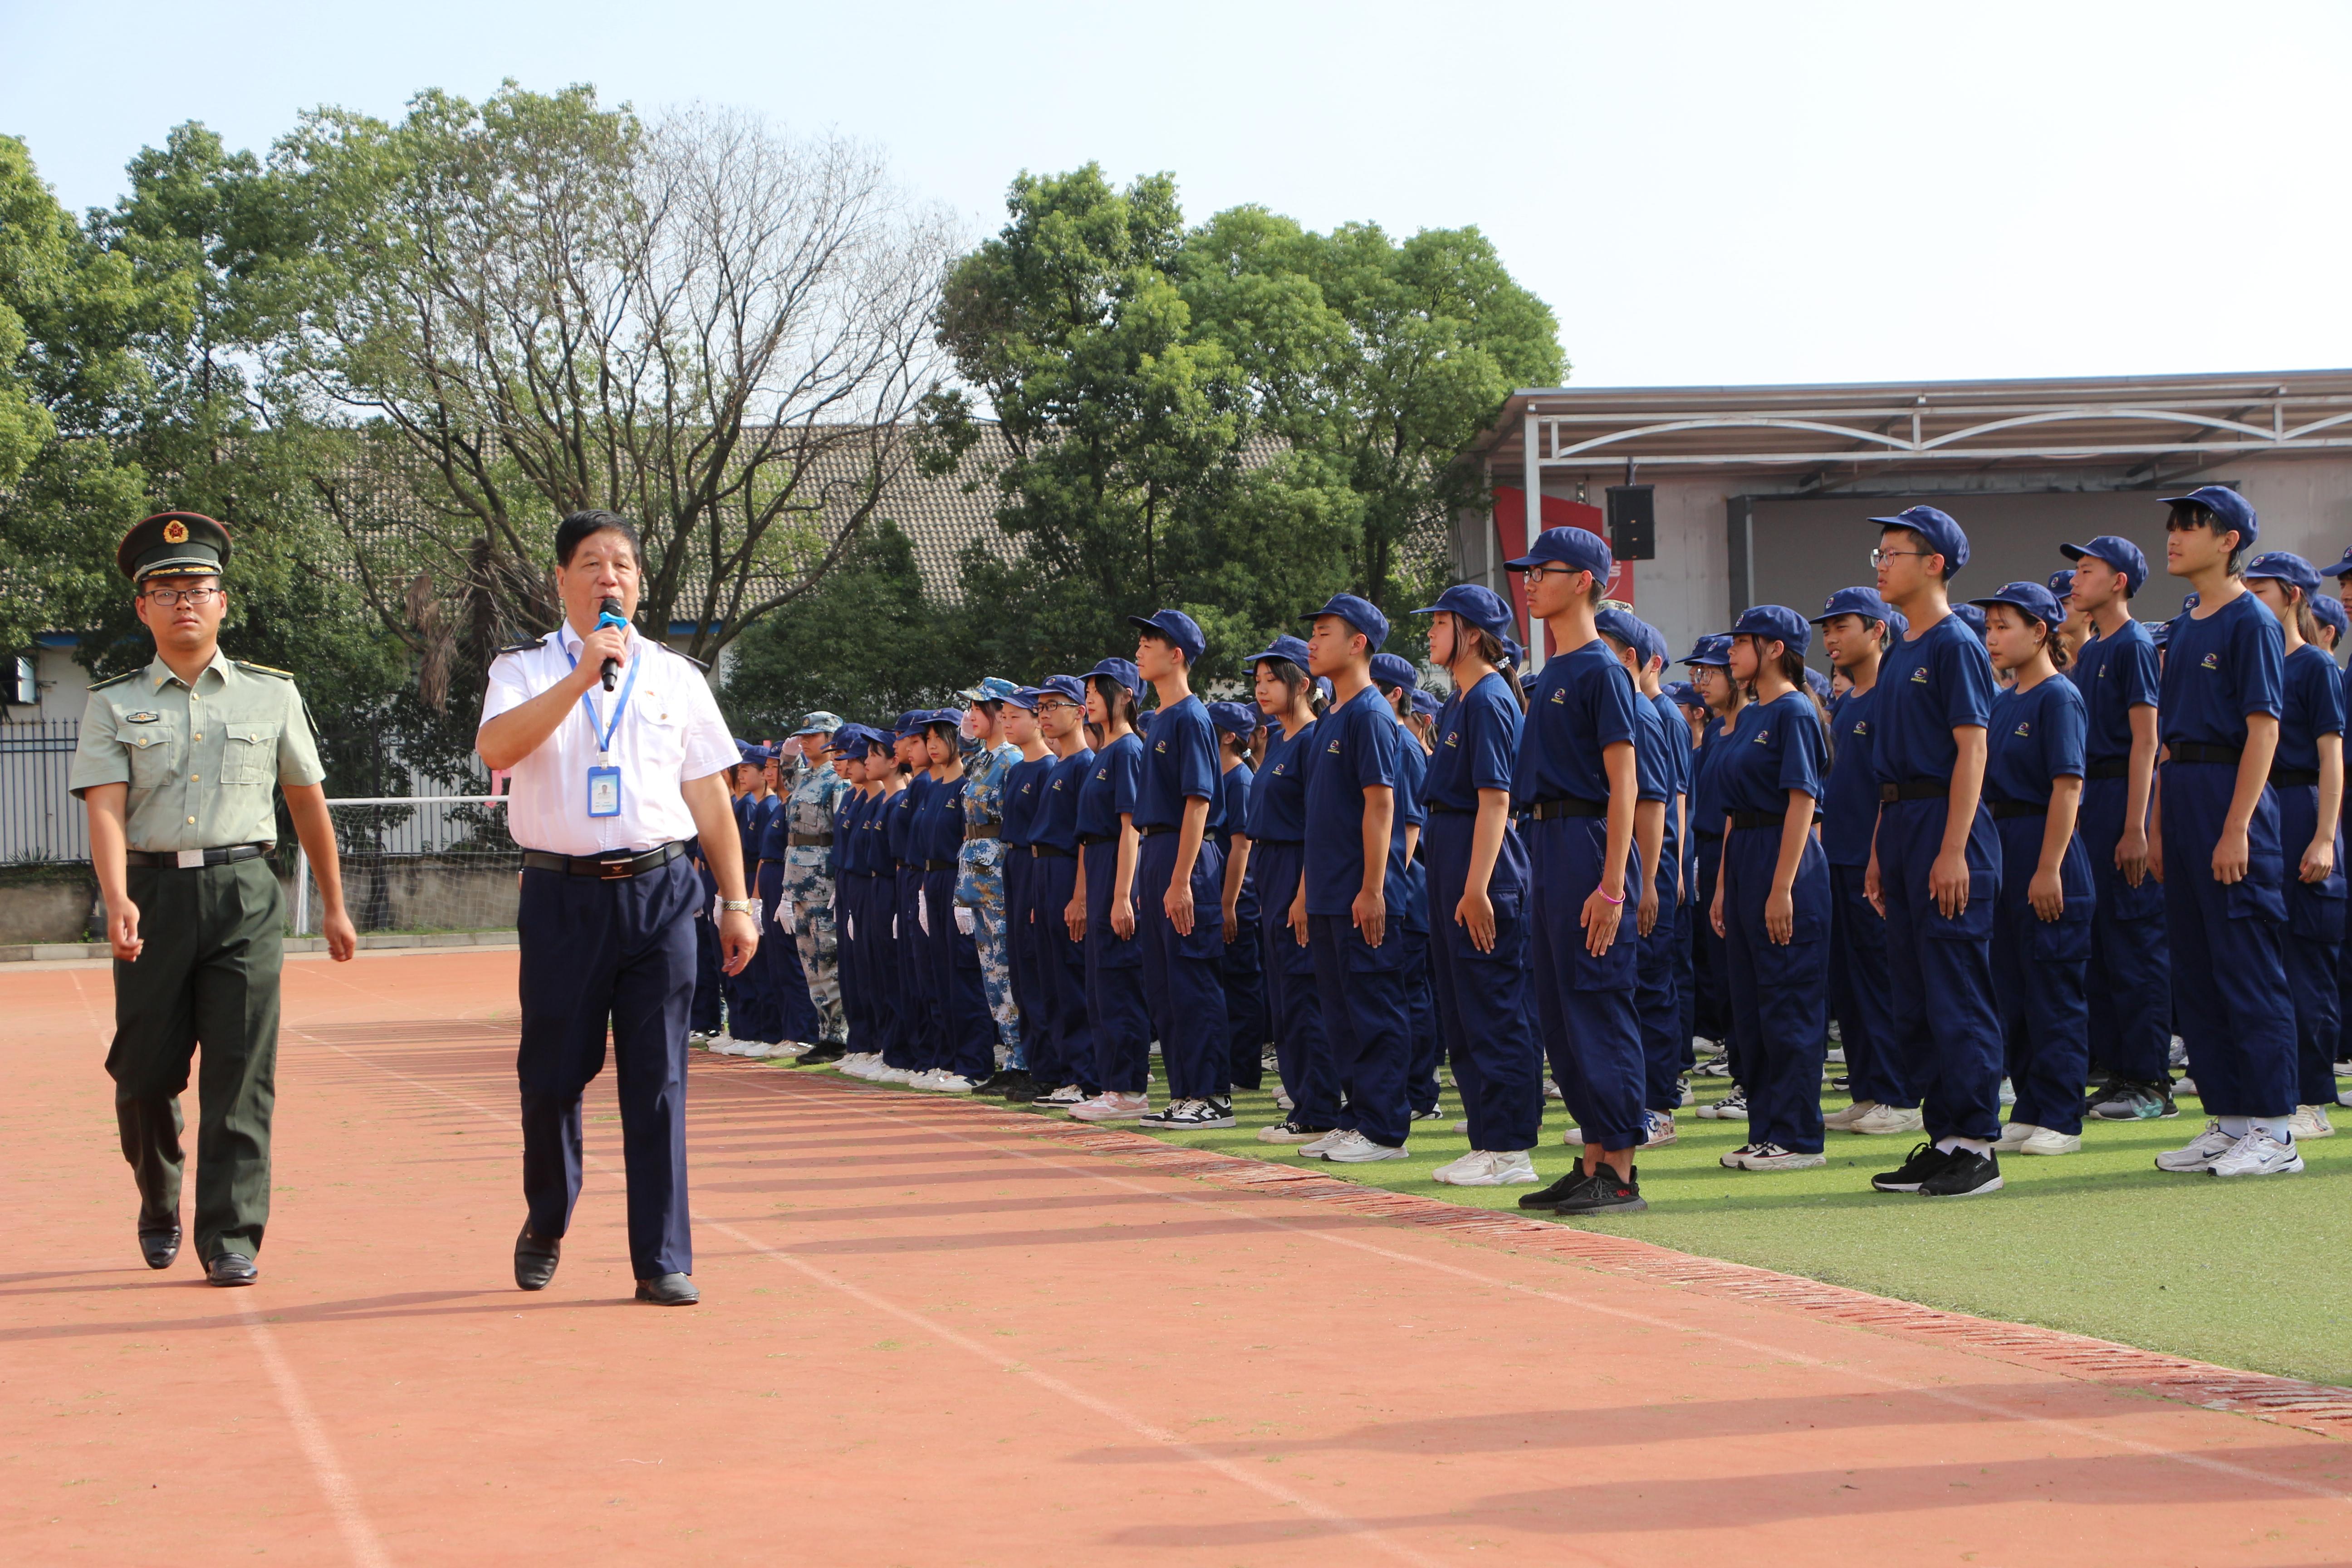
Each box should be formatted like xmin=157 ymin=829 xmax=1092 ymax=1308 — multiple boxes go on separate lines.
xmin=162 ymin=519 xmax=188 ymax=544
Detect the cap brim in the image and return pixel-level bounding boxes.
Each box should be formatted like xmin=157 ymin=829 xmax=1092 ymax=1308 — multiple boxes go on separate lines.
xmin=131 ymin=554 xmax=223 ymax=581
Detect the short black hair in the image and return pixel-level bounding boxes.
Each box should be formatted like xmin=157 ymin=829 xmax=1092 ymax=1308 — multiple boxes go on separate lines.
xmin=555 ymin=509 xmax=642 ymax=569
xmin=2164 ymin=502 xmax=2247 ymax=576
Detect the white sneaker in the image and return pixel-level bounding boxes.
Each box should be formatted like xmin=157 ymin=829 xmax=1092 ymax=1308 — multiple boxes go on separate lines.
xmin=1557 ymin=1124 xmax=1583 ymax=1146
xmin=1324 ymin=1130 xmax=1409 ymax=1163
xmin=1848 ymin=1103 xmax=1924 ymax=1136
xmin=1699 ymin=1090 xmax=1748 ymax=1122
xmin=1452 ymin=1118 xmax=1470 ymax=1134
xmin=2174 ymin=1076 xmax=2198 ymax=1097
xmin=1297 ymin=1127 xmax=1353 ymax=1159
xmin=1998 ymin=1078 xmax=2016 ymax=1107
xmin=877 ymin=1066 xmax=917 ymax=1083
xmin=900 ymin=1068 xmax=941 ymax=1088
xmin=2209 ymin=1127 xmax=2304 ymax=1177
xmin=1274 ymin=1088 xmax=1295 ymax=1112
xmin=2289 ymin=1105 xmax=2337 ymax=1139
xmin=688 ymin=1031 xmax=715 ymax=1047
xmin=1069 ymin=1091 xmax=1149 ymax=1122
xmin=1823 ymin=1099 xmax=1877 ymax=1130
xmin=1256 ymin=1120 xmax=1329 ymax=1144
xmin=1738 ymin=1142 xmax=1827 ymax=1171
xmin=1432 ymin=1150 xmax=1501 ymax=1185
xmin=2019 ymin=1127 xmax=2082 ymax=1156
xmin=1995 ymin=1121 xmax=2038 ymax=1150
xmin=1033 ymin=1083 xmax=1088 ymax=1107
xmin=1485 ymin=1149 xmax=1539 ymax=1184
xmin=709 ymin=1035 xmax=750 ymax=1055
xmin=925 ymin=1072 xmax=978 ymax=1093
xmin=1543 ymin=1076 xmax=1563 ymax=1101
xmin=1642 ymin=1110 xmax=1677 ymax=1147
xmin=2155 ymin=1119 xmax=2238 ymax=1172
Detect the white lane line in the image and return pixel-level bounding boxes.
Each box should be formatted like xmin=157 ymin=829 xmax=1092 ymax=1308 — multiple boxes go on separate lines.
xmin=307 ymin=1035 xmax=1458 ymax=1568
xmin=240 ymin=1302 xmax=396 ymax=1568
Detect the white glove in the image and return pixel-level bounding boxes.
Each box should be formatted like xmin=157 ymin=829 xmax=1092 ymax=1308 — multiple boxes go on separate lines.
xmin=918 ymin=889 xmax=930 ymax=934
xmin=954 ymin=905 xmax=975 ymax=936
xmin=709 ymin=893 xmax=721 ymax=924
xmin=846 ymin=912 xmax=856 ymax=941
xmin=892 ymin=914 xmax=898 ymax=939
xmin=775 ymin=901 xmax=796 ymax=935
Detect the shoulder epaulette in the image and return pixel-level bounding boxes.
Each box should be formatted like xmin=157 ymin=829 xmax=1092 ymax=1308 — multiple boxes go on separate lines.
xmin=494 ymin=639 xmax=543 ymax=657
xmin=233 ymin=660 xmax=297 ymax=681
xmin=669 ymin=649 xmax=710 ymax=671
xmin=88 ymin=670 xmax=141 ymax=691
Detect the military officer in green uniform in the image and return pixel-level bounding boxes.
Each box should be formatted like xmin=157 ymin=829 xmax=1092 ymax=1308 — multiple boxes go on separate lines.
xmin=69 ymin=512 xmax=356 ymax=1286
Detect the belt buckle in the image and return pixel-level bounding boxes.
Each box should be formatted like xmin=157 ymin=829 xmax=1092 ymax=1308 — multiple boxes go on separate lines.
xmin=176 ymin=849 xmax=207 ymax=870
xmin=597 ymin=851 xmax=636 ymax=881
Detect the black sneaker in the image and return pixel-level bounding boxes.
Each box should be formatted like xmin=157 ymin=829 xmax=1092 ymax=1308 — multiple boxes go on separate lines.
xmin=1552 ymin=1164 xmax=1646 ymax=1215
xmin=986 ymin=1068 xmax=1039 ymax=1100
xmin=793 ymin=1042 xmax=848 ymax=1066
xmin=1518 ymin=1170 xmax=1594 ymax=1209
xmin=1918 ymin=1147 xmax=2004 ymax=1197
xmin=1870 ymin=1142 xmax=1954 ymax=1192
xmin=1829 ymin=1074 xmax=1850 ymax=1092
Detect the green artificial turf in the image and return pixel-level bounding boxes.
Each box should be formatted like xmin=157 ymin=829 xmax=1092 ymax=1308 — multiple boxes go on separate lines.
xmin=1055 ymin=1064 xmax=2352 ymax=1388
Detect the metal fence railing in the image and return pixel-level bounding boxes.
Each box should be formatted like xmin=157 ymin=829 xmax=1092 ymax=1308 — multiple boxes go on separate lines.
xmin=0 ymin=721 xmax=85 ymax=864
xmin=294 ymin=795 xmax=522 ymax=936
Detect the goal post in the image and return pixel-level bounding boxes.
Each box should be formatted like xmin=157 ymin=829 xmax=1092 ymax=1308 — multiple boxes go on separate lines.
xmin=293 ymin=794 xmax=521 ymax=938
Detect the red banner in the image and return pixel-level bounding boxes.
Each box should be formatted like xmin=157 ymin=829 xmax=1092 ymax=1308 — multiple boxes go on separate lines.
xmin=1491 ymin=488 xmax=1630 ymax=658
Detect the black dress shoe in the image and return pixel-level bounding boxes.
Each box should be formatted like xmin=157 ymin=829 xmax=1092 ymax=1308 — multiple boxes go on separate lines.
xmin=634 ymin=1272 xmax=700 ymax=1306
xmin=793 ymin=1042 xmax=848 ymax=1066
xmin=205 ymin=1252 xmax=258 ymax=1287
xmin=514 ymin=1224 xmax=561 ymax=1291
xmin=139 ymin=1225 xmax=181 ymax=1271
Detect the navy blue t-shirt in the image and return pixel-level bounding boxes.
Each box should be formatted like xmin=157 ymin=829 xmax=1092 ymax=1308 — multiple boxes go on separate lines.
xmin=2278 ymin=642 xmax=2346 ymax=774
xmin=1649 ymin=692 xmax=1687 ymax=893
xmin=834 ymin=790 xmax=865 ymax=875
xmin=1301 ymin=685 xmax=1411 ymax=917
xmin=751 ymin=792 xmax=786 ymax=861
xmin=2160 ymin=592 xmax=2284 ymax=750
xmin=1822 ymin=685 xmax=1881 ymax=867
xmin=1136 ymin=694 xmax=1220 ymax=829
xmin=1717 ymin=690 xmax=1828 ymax=818
xmin=1392 ymin=721 xmax=1428 ymax=932
xmin=1247 ymin=721 xmax=1314 ymax=844
xmin=1985 ymin=677 xmax=2088 ymax=807
xmin=887 ymin=775 xmax=927 ymax=869
xmin=1426 ymin=672 xmax=1521 ymax=810
xmin=911 ymin=775 xmax=967 ymax=864
xmin=1077 ymin=731 xmax=1142 ymax=841
xmin=1874 ymin=612 xmax=1997 ymax=784
xmin=1514 ymin=638 xmax=1640 ymax=807
xmin=1001 ymin=754 xmax=1053 ymax=848
xmin=1689 ymin=712 xmax=1738 ymax=836
xmin=2073 ymin=619 xmax=2161 ymax=768
xmin=1216 ymin=761 xmax=1254 ymax=849
xmin=1037 ymin=746 xmax=1094 ymax=853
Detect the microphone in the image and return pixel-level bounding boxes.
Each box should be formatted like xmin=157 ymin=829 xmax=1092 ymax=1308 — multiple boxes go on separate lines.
xmin=596 ymin=598 xmax=627 ymax=691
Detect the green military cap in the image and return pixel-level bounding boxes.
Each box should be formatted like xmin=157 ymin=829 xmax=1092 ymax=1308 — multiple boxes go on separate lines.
xmin=118 ymin=510 xmax=232 ymax=583
xmin=789 ymin=710 xmax=845 ymax=737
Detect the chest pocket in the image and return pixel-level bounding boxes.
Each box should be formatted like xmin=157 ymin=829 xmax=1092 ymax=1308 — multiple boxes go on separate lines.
xmin=124 ymin=724 xmax=181 ymax=788
xmin=222 ymin=721 xmax=281 ymax=784
xmin=628 ymin=689 xmax=686 ymax=777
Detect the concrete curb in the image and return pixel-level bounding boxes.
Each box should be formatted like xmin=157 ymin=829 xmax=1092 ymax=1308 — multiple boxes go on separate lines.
xmin=0 ymin=930 xmax=518 ymax=964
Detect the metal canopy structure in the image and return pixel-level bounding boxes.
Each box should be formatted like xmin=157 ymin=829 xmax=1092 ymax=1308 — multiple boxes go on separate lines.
xmin=1465 ymin=369 xmax=2352 ymax=493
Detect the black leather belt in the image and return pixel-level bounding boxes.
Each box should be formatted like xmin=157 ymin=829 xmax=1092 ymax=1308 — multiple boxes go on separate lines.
xmin=787 ymin=832 xmax=833 ymax=847
xmin=963 ymin=823 xmax=1000 ymax=841
xmin=2170 ymin=742 xmax=2244 ymax=766
xmin=1730 ymin=810 xmax=1791 ymax=831
xmin=1527 ymin=797 xmax=1607 ymax=820
xmin=126 ymin=843 xmax=267 ymax=869
xmin=1078 ymin=832 xmax=1114 ymax=847
xmin=1989 ymin=800 xmax=2047 ymax=821
xmin=522 ymin=841 xmax=686 ymax=880
xmin=2084 ymin=758 xmax=2131 ymax=780
xmin=1028 ymin=843 xmax=1071 ymax=858
xmin=1878 ymin=778 xmax=1950 ymax=803
xmin=1428 ymin=804 xmax=1474 ymax=815
xmin=2272 ymin=766 xmax=2322 ymax=788
xmin=1695 ymin=827 xmax=1723 ymax=841
xmin=1139 ymin=823 xmax=1176 ymax=836
xmin=925 ymin=858 xmax=958 ymax=872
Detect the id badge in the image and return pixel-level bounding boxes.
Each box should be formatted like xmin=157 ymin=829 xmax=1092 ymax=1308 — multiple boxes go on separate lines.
xmin=587 ymin=765 xmax=622 ymax=818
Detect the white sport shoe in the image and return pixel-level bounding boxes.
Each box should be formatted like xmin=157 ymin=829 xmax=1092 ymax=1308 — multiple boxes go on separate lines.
xmin=1699 ymin=1090 xmax=1748 ymax=1122
xmin=1642 ymin=1110 xmax=1677 ymax=1147
xmin=1998 ymin=1078 xmax=2017 ymax=1106
xmin=1848 ymin=1103 xmax=1924 ymax=1136
xmin=1033 ymin=1083 xmax=1087 ymax=1107
xmin=1543 ymin=1076 xmax=1563 ymax=1101
xmin=2019 ymin=1127 xmax=2082 ymax=1156
xmin=1823 ymin=1099 xmax=1877 ymax=1131
xmin=1323 ymin=1130 xmax=1409 ymax=1163
xmin=924 ymin=1072 xmax=978 ymax=1094
xmin=1069 ymin=1091 xmax=1150 ymax=1122
xmin=2208 ymin=1127 xmax=2304 ymax=1177
xmin=1558 ymin=1124 xmax=1584 ymax=1146
xmin=1995 ymin=1121 xmax=2038 ymax=1150
xmin=1297 ymin=1127 xmax=1353 ymax=1159
xmin=1453 ymin=1118 xmax=1471 ymax=1134
xmin=2155 ymin=1119 xmax=2238 ymax=1172
xmin=1273 ymin=1088 xmax=1295 ymax=1112
xmin=1738 ymin=1142 xmax=1827 ymax=1171
xmin=2289 ymin=1105 xmax=2337 ymax=1139
xmin=1432 ymin=1150 xmax=1500 ymax=1185
xmin=876 ymin=1066 xmax=917 ymax=1083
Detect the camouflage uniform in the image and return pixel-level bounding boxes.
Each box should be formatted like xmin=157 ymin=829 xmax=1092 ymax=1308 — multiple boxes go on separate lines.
xmin=784 ymin=738 xmax=849 ymax=1045
xmin=958 ymin=735 xmax=1024 ymax=1066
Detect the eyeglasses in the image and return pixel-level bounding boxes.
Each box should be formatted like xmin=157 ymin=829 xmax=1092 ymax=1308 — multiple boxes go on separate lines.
xmin=1035 ymin=700 xmax=1081 ymax=716
xmin=142 ymin=585 xmax=222 ymax=608
xmin=1869 ymin=548 xmax=1933 ymax=568
xmin=1520 ymin=564 xmax=1582 ymax=583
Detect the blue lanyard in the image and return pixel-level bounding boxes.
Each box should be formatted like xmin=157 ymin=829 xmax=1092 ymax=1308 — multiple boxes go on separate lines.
xmin=562 ymin=640 xmax=641 ymax=754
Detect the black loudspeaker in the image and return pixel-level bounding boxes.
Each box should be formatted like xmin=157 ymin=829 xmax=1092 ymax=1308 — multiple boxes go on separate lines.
xmin=1607 ymin=485 xmax=1656 ymax=560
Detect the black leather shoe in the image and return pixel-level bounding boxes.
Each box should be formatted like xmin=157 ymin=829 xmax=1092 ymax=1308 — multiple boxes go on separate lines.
xmin=139 ymin=1225 xmax=181 ymax=1271
xmin=793 ymin=1042 xmax=848 ymax=1066
xmin=634 ymin=1272 xmax=700 ymax=1306
xmin=514 ymin=1224 xmax=561 ymax=1291
xmin=205 ymin=1252 xmax=258 ymax=1287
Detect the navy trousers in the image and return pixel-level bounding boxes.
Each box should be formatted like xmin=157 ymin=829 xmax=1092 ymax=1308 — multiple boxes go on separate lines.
xmin=1222 ymin=909 xmax=1269 ymax=1091
xmin=756 ymin=862 xmax=823 ymax=1045
xmin=1136 ymin=832 xmax=1231 ymax=1102
xmin=921 ymin=865 xmax=994 ymax=1080
xmin=516 ymin=855 xmax=697 ymax=1279
xmin=1827 ymin=860 xmax=1908 ymax=1107
xmin=1083 ymin=842 xmax=1152 ymax=1094
xmin=2078 ymin=774 xmax=2172 ymax=1085
xmin=1402 ymin=930 xmax=1441 ymax=1113
xmin=1255 ymin=842 xmax=1340 ymax=1128
xmin=1307 ymin=912 xmax=1413 ymax=1147
xmin=690 ymin=904 xmax=723 ymax=1034
xmin=1990 ymin=816 xmax=2093 ymax=1137
xmin=1422 ymin=813 xmax=1542 ymax=1152
xmin=2277 ymin=785 xmax=2347 ymax=1107
xmin=1004 ymin=850 xmax=1038 ymax=1074
xmin=867 ymin=874 xmax=909 ymax=1069
xmin=1721 ymin=824 xmax=1833 ymax=1153
xmin=1526 ymin=816 xmax=1645 ymax=1153
xmin=1029 ymin=852 xmax=1095 ymax=1091
xmin=892 ymin=867 xmax=931 ymax=1071
xmin=2161 ymin=763 xmax=2296 ymax=1117
xmin=1635 ymin=887 xmax=1685 ymax=1116
xmin=1875 ymin=796 xmax=2004 ymax=1144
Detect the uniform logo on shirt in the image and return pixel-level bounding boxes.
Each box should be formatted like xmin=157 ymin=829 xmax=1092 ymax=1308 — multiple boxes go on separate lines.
xmin=124 ymin=711 xmax=160 ymax=724
xmin=1549 ymin=689 xmax=1565 ymax=704
xmin=2014 ymin=720 xmax=2032 ymax=737
xmin=1754 ymin=730 xmax=1770 ymax=744
xmin=1327 ymin=739 xmax=1342 ymax=753
xmin=1155 ymin=740 xmax=1166 ymax=753
xmin=1444 ymin=731 xmax=1459 ymax=747
xmin=1852 ymin=720 xmax=1870 ymax=736
xmin=2201 ymin=652 xmax=2220 ymax=670
xmin=1910 ymin=668 xmax=1929 ymax=684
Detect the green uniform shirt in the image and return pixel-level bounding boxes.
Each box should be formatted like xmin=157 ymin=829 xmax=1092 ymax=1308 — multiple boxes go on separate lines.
xmin=69 ymin=650 xmax=325 ymax=852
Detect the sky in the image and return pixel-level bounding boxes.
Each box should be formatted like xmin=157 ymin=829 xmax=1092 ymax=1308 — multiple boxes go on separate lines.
xmin=6 ymin=0 xmax=2348 ymax=390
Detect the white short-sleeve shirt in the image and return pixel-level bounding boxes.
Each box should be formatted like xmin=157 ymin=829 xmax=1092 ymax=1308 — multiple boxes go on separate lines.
xmin=481 ymin=627 xmax=738 ymax=857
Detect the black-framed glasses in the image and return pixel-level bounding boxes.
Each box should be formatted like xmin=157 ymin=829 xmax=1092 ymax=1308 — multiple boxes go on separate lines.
xmin=1870 ymin=548 xmax=1932 ymax=568
xmin=142 ymin=585 xmax=222 ymax=608
xmin=1035 ymin=699 xmax=1081 ymax=716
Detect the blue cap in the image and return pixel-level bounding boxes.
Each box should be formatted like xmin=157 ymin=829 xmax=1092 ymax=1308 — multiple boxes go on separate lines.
xmin=1037 ymin=673 xmax=1086 ymax=706
xmin=1314 ymin=675 xmax=1334 ymax=705
xmin=2059 ymin=535 xmax=2150 ymax=597
xmin=2147 ymin=619 xmax=2172 ymax=650
xmin=1504 ymin=525 xmax=1614 ymax=581
xmin=1730 ymin=604 xmax=1812 ymax=656
xmin=1666 ymin=680 xmax=1705 ymax=711
xmin=1128 ymin=608 xmax=1206 ymax=666
xmin=1207 ymin=700 xmax=1259 ymax=737
xmin=1968 ymin=581 xmax=2064 ymax=628
xmin=924 ymin=709 xmax=963 ymax=730
xmin=2180 ymin=592 xmax=2202 ymax=614
xmin=1002 ymin=685 xmax=1044 ymax=711
xmin=2048 ymin=569 xmax=2075 ymax=603
xmin=1135 ymin=708 xmax=1155 ymax=735
xmin=959 ymin=676 xmax=1023 ymax=705
xmin=1592 ymin=604 xmax=1645 ymax=652
xmin=1501 ymin=635 xmax=1524 ymax=668
xmin=2161 ymin=485 xmax=2259 ymax=549
xmin=2246 ymin=551 xmax=2321 ymax=594
xmin=2322 ymin=549 xmax=2352 ymax=581
xmin=2315 ymin=595 xmax=2348 ymax=637
xmin=1951 ymin=602 xmax=1988 ymax=636
xmin=1636 ymin=618 xmax=1669 ymax=670
xmin=1680 ymin=633 xmax=1732 ymax=668
xmin=1370 ymin=652 xmax=1419 ymax=691
xmin=1302 ymin=593 xmax=1388 ymax=652
xmin=1083 ymin=657 xmax=1142 ymax=697
xmin=1869 ymin=505 xmax=1969 ymax=578
xmin=1410 ymin=583 xmax=1514 ymax=638
xmin=1410 ymin=688 xmax=1441 ymax=716
xmin=1805 ymin=666 xmax=1833 ymax=700
xmin=1246 ymin=632 xmax=1315 ymax=671
xmin=1811 ymin=585 xmax=1898 ymax=626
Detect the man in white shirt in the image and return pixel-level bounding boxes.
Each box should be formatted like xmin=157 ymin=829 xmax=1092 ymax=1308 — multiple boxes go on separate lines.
xmin=477 ymin=510 xmax=758 ymax=1306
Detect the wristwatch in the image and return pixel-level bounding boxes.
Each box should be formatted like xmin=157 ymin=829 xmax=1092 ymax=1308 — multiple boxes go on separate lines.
xmin=719 ymin=898 xmax=760 ymax=916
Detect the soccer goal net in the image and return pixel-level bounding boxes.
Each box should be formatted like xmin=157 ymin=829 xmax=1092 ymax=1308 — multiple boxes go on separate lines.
xmin=292 ymin=795 xmax=521 ymax=938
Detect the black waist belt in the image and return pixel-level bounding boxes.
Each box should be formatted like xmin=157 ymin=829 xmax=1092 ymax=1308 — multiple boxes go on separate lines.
xmin=1695 ymin=827 xmax=1723 ymax=841
xmin=523 ymin=841 xmax=686 ymax=880
xmin=1139 ymin=823 xmax=1176 ymax=837
xmin=1989 ymin=800 xmax=2047 ymax=821
xmin=126 ymin=843 xmax=268 ymax=869
xmin=1730 ymin=810 xmax=1802 ymax=831
xmin=787 ymin=832 xmax=833 ymax=847
xmin=1878 ymin=777 xmax=1950 ymax=803
xmin=2272 ymin=766 xmax=2322 ymax=788
xmin=1427 ymin=804 xmax=1475 ymax=815
xmin=1527 ymin=796 xmax=1607 ymax=821
xmin=2170 ymin=742 xmax=2243 ymax=766
xmin=963 ymin=823 xmax=1000 ymax=841
xmin=1078 ymin=832 xmax=1114 ymax=847
xmin=1028 ymin=843 xmax=1071 ymax=859
xmin=1255 ymin=837 xmax=1304 ymax=847
xmin=2084 ymin=758 xmax=2131 ymax=781
xmin=924 ymin=858 xmax=958 ymax=872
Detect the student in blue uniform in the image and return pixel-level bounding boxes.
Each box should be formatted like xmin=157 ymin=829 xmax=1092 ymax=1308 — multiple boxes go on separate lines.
xmin=2152 ymin=487 xmax=2303 ymax=1176
xmin=1594 ymin=608 xmax=1681 ymax=1151
xmin=2243 ymin=552 xmax=2346 ymax=1137
xmin=1683 ymin=635 xmax=1746 ymax=1114
xmin=1812 ymin=588 xmax=1918 ymax=1137
xmin=1209 ymin=701 xmax=1269 ymax=1093
xmin=1864 ymin=505 xmax=2007 ymax=1199
xmin=1026 ymin=676 xmax=1099 ymax=1107
xmin=995 ymin=689 xmax=1055 ymax=1101
xmin=2058 ymin=537 xmax=2175 ymax=1121
xmin=1703 ymin=605 xmax=1834 ymax=1171
xmin=1248 ymin=636 xmax=1342 ymax=1143
xmin=2323 ymin=557 xmax=2352 ymax=1106
xmin=835 ymin=729 xmax=887 ymax=1078
xmin=1667 ymin=677 xmax=1710 ymax=1054
xmin=1969 ymin=582 xmax=2094 ymax=1156
xmin=754 ymin=748 xmax=825 ymax=1056
xmin=1627 ymin=622 xmax=1692 ymax=1120
xmin=1294 ymin=593 xmax=1419 ymax=1164
xmin=1126 ymin=610 xmax=1235 ymax=1129
xmin=876 ymin=716 xmax=932 ymax=1083
xmin=820 ymin=732 xmax=867 ymax=1067
xmin=1410 ymin=586 xmax=1543 ymax=1186
xmin=1371 ymin=651 xmax=1441 ymax=1121
xmin=910 ymin=714 xmax=993 ymax=1091
xmin=1502 ymin=529 xmax=1646 ymax=1215
xmin=1070 ymin=662 xmax=1154 ymax=1121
